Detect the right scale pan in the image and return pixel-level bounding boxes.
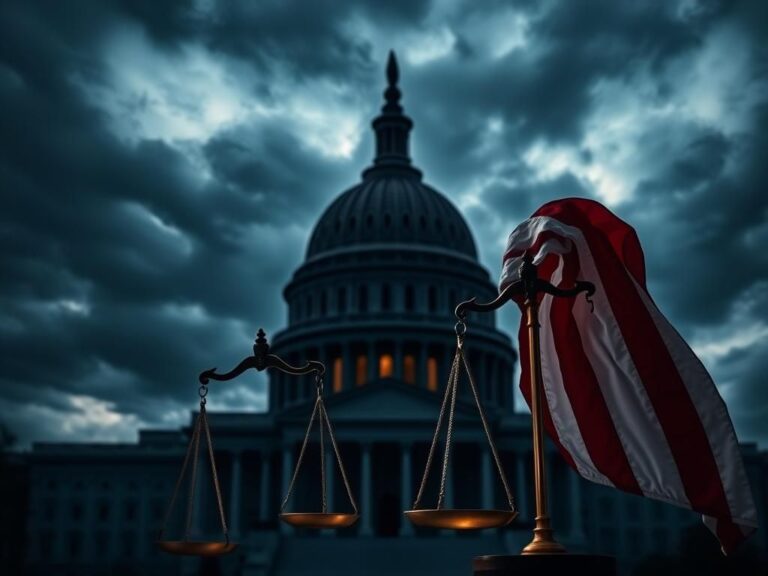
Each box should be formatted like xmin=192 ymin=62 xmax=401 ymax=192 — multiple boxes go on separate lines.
xmin=405 ymin=323 xmax=517 ymax=530
xmin=404 ymin=509 xmax=517 ymax=530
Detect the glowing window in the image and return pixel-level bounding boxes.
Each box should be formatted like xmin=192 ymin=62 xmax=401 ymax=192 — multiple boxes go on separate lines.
xmin=333 ymin=357 xmax=343 ymax=393
xmin=427 ymin=357 xmax=438 ymax=392
xmin=356 ymin=355 xmax=368 ymax=386
xmin=379 ymin=354 xmax=393 ymax=378
xmin=403 ymin=355 xmax=415 ymax=384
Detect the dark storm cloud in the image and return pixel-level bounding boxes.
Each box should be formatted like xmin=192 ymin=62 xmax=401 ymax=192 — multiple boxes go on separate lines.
xmin=1 ymin=0 xmax=767 ymax=447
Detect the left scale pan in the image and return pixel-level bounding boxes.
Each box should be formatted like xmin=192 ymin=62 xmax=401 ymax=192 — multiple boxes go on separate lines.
xmin=156 ymin=541 xmax=238 ymax=557
xmin=155 ymin=381 xmax=237 ymax=557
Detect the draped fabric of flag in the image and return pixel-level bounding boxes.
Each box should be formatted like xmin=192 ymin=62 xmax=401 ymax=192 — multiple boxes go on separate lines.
xmin=499 ymin=198 xmax=757 ymax=553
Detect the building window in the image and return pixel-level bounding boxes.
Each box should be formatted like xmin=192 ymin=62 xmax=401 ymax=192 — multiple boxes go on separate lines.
xmin=95 ymin=530 xmax=110 ymax=556
xmin=358 ymin=285 xmax=368 ymax=313
xmin=356 ymin=355 xmax=367 ymax=386
xmin=427 ymin=357 xmax=438 ymax=392
xmin=405 ymin=285 xmax=415 ymax=312
xmin=403 ymin=354 xmax=415 ymax=384
xmin=43 ymin=499 xmax=56 ymax=522
xmin=320 ymin=291 xmax=327 ymax=316
xmin=124 ymin=500 xmax=137 ymax=522
xmin=39 ymin=531 xmax=54 ymax=560
xmin=68 ymin=531 xmax=82 ymax=560
xmin=381 ymin=284 xmax=391 ymax=311
xmin=151 ymin=499 xmax=165 ymax=523
xmin=71 ymin=501 xmax=83 ymax=522
xmin=337 ymin=286 xmax=346 ymax=314
xmin=121 ymin=532 xmax=136 ymax=558
xmin=98 ymin=501 xmax=110 ymax=522
xmin=333 ymin=357 xmax=343 ymax=393
xmin=379 ymin=354 xmax=393 ymax=378
xmin=428 ymin=285 xmax=438 ymax=313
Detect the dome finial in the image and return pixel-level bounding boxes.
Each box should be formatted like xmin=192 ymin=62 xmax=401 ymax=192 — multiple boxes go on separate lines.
xmin=387 ymin=50 xmax=399 ymax=87
xmin=383 ymin=50 xmax=402 ymax=114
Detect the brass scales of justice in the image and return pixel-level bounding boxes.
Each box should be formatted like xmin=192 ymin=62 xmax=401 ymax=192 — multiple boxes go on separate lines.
xmin=155 ymin=253 xmax=602 ymax=569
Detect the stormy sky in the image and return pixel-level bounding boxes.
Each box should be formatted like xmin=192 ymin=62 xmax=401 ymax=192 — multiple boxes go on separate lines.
xmin=1 ymin=0 xmax=766 ymax=449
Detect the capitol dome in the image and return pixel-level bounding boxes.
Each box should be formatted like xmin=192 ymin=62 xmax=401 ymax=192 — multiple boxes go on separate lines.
xmin=271 ymin=52 xmax=516 ymax=416
xmin=306 ymin=54 xmax=476 ymax=260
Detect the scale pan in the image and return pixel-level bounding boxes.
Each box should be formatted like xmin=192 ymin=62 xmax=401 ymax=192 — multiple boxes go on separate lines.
xmin=404 ymin=509 xmax=517 ymax=530
xmin=279 ymin=513 xmax=359 ymax=529
xmin=155 ymin=541 xmax=238 ymax=556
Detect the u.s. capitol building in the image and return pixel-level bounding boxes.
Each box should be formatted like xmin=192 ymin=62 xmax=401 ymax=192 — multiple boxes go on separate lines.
xmin=23 ymin=54 xmax=768 ymax=576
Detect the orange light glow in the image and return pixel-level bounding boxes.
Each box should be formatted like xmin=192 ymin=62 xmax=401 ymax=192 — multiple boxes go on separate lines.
xmin=379 ymin=354 xmax=393 ymax=377
xmin=427 ymin=357 xmax=438 ymax=391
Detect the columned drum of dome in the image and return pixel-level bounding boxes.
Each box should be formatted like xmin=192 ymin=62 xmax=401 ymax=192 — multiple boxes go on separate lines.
xmin=271 ymin=52 xmax=517 ymax=412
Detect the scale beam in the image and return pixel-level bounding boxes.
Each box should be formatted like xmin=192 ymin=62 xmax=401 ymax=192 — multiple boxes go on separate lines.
xmin=199 ymin=328 xmax=325 ymax=385
xmin=455 ymin=254 xmax=595 ymax=322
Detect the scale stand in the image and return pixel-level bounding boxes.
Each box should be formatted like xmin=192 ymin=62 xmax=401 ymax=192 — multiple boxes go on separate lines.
xmin=456 ymin=254 xmax=615 ymax=576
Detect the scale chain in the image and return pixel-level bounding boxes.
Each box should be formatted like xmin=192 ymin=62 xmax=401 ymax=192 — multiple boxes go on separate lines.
xmin=437 ymin=350 xmax=460 ymax=509
xmin=280 ymin=396 xmax=321 ymax=512
xmin=184 ymin=409 xmax=203 ymax=540
xmin=413 ymin=352 xmax=460 ymax=509
xmin=319 ymin=400 xmax=358 ymax=514
xmin=318 ymin=379 xmax=327 ymax=514
xmin=201 ymin=407 xmax=229 ymax=540
xmin=460 ymin=349 xmax=516 ymax=511
xmin=158 ymin=408 xmax=200 ymax=541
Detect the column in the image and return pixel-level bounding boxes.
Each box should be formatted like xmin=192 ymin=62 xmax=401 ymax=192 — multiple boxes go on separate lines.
xmin=229 ymin=451 xmax=242 ymax=538
xmin=442 ymin=346 xmax=451 ymax=395
xmin=259 ymin=451 xmax=272 ymax=523
xmin=569 ymin=468 xmax=585 ymax=541
xmin=361 ymin=444 xmax=373 ymax=536
xmin=516 ymin=452 xmax=529 ymax=521
xmin=481 ymin=447 xmax=494 ymax=510
xmin=281 ymin=445 xmax=293 ymax=534
xmin=342 ymin=343 xmax=353 ymax=391
xmin=418 ymin=344 xmax=428 ymax=390
xmin=475 ymin=352 xmax=485 ymax=398
xmin=394 ymin=341 xmax=403 ymax=381
xmin=489 ymin=358 xmax=498 ymax=406
xmin=367 ymin=341 xmax=378 ymax=383
xmin=400 ymin=443 xmax=414 ymax=536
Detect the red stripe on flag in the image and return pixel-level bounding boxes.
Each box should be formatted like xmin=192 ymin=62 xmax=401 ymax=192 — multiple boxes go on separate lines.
xmin=549 ymin=249 xmax=643 ymax=494
xmin=535 ymin=199 xmax=733 ymax=522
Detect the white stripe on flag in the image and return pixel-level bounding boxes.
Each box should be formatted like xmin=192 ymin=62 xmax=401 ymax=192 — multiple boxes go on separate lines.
xmin=631 ymin=278 xmax=758 ymax=528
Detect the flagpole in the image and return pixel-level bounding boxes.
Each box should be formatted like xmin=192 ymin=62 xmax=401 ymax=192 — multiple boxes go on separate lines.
xmin=522 ymin=286 xmax=565 ymax=554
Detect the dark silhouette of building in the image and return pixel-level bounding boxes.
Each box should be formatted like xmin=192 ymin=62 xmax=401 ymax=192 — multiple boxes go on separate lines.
xmin=22 ymin=53 xmax=768 ymax=576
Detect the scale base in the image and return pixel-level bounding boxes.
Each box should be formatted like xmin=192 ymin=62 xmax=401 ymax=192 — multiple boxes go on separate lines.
xmin=473 ymin=554 xmax=616 ymax=576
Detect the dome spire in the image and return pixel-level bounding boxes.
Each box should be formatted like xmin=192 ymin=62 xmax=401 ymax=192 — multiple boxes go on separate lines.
xmin=364 ymin=50 xmax=421 ymax=180
xmin=383 ymin=50 xmax=402 ymax=114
